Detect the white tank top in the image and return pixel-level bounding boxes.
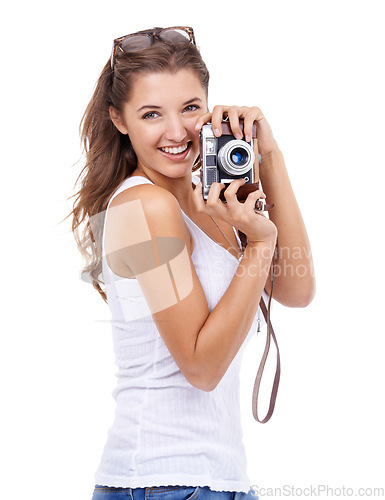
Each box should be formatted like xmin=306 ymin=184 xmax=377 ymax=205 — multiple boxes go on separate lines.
xmin=94 ymin=174 xmax=268 ymax=493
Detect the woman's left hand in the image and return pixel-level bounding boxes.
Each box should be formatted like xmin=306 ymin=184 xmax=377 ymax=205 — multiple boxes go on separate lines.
xmin=195 ymin=105 xmax=278 ymax=156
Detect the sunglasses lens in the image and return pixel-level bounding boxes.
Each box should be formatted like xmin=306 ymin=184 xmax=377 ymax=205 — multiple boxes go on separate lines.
xmin=159 ymin=29 xmax=191 ymax=44
xmin=112 ymin=28 xmax=194 ymax=68
xmin=120 ymin=34 xmax=152 ymax=52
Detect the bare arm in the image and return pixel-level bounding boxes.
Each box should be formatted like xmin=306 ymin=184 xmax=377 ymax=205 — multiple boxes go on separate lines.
xmin=106 ymin=182 xmax=277 ymax=392
xmin=195 ymin=104 xmax=316 ymax=308
xmin=260 ymin=145 xmax=316 ymax=307
xmin=192 ymin=240 xmax=275 ymax=390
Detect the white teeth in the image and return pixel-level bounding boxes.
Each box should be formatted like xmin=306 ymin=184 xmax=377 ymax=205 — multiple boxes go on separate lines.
xmin=161 ymin=143 xmax=189 ymax=154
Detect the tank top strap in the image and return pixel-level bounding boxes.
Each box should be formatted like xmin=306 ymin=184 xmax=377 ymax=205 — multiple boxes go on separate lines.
xmin=108 ymin=175 xmax=154 ymax=206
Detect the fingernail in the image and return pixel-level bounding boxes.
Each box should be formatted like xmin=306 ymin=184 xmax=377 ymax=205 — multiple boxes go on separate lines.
xmin=235 ymin=133 xmax=242 ymax=140
xmin=195 ymin=123 xmax=201 ymax=130
xmin=214 ymin=128 xmax=221 ymax=137
xmin=245 ymin=135 xmax=250 ymax=142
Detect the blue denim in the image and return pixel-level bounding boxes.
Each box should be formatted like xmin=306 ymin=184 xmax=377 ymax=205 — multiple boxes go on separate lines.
xmin=91 ymin=485 xmax=258 ymax=500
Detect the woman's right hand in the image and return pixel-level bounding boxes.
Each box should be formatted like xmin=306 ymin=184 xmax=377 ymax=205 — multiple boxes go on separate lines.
xmin=192 ymin=178 xmax=278 ymax=246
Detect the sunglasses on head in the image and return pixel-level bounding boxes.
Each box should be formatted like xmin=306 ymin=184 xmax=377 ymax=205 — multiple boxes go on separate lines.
xmin=110 ymin=26 xmax=196 ymax=70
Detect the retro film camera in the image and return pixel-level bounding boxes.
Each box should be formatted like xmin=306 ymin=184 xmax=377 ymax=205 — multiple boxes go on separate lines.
xmin=199 ymin=119 xmax=265 ymax=210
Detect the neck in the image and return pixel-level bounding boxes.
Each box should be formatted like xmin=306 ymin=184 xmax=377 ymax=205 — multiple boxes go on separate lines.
xmin=135 ymin=164 xmax=198 ymax=214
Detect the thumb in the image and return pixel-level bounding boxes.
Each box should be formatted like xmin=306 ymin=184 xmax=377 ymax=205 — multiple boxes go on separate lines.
xmin=191 ymin=181 xmax=207 ymax=213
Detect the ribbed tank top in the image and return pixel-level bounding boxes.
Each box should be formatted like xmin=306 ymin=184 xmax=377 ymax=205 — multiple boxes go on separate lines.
xmin=94 ymin=174 xmax=268 ymax=493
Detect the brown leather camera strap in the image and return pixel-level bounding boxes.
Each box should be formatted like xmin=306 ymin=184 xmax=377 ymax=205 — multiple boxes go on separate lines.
xmin=252 ymin=239 xmax=281 ymax=423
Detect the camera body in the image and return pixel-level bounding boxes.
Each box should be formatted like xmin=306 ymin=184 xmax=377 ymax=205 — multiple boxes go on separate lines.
xmin=199 ymin=121 xmax=262 ymax=205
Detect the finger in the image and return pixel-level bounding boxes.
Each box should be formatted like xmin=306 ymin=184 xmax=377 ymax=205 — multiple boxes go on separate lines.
xmin=227 ymin=107 xmax=243 ymax=140
xmin=222 ymin=180 xmax=247 ymax=213
xmin=222 ymin=178 xmax=247 ymax=205
xmin=195 ymin=111 xmax=212 ymax=131
xmin=243 ymin=189 xmax=266 ymax=212
xmin=243 ymin=107 xmax=260 ymax=142
xmin=205 ymin=182 xmax=228 ymax=216
xmin=211 ymin=106 xmax=226 ymax=137
xmin=191 ymin=181 xmax=207 ymax=213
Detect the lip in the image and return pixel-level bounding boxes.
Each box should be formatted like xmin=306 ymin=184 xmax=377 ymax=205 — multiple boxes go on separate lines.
xmin=158 ymin=141 xmax=192 ymax=162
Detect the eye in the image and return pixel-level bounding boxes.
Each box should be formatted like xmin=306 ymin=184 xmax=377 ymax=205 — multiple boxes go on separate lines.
xmin=142 ymin=111 xmax=160 ymax=120
xmin=183 ymin=104 xmax=200 ymax=112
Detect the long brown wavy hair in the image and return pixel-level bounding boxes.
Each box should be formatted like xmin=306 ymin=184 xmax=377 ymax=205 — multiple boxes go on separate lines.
xmin=67 ymin=30 xmax=210 ymax=303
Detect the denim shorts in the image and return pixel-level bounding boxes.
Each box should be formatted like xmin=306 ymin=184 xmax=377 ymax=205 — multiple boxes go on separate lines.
xmin=91 ymin=485 xmax=258 ymax=500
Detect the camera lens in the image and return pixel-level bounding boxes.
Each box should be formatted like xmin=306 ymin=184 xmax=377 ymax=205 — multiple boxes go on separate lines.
xmin=218 ymin=139 xmax=255 ymax=176
xmin=230 ymin=147 xmax=248 ymax=166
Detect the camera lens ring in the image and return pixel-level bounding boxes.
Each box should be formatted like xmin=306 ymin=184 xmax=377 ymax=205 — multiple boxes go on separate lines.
xmin=218 ymin=140 xmax=255 ymax=175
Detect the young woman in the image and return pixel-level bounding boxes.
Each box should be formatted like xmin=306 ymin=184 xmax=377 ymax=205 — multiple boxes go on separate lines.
xmin=70 ymin=26 xmax=315 ymax=500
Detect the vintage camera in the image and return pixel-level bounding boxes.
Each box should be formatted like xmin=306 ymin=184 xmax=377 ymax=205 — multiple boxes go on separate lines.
xmin=199 ymin=120 xmax=264 ymax=208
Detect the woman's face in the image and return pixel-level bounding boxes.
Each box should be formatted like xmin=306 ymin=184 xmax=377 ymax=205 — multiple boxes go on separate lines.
xmin=112 ymin=69 xmax=208 ymax=180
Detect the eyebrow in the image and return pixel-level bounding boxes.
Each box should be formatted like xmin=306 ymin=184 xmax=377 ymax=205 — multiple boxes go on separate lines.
xmin=137 ymin=97 xmax=202 ymax=113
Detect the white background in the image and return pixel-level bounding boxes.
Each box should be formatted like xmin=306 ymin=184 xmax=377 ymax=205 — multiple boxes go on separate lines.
xmin=1 ymin=1 xmax=384 ymax=499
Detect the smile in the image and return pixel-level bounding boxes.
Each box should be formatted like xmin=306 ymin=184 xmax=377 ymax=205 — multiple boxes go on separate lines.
xmin=158 ymin=141 xmax=193 ymax=162
xmin=160 ymin=143 xmax=189 ymax=154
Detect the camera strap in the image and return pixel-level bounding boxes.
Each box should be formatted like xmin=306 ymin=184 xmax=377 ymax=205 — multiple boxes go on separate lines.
xmin=252 ymin=241 xmax=281 ymax=423
xmin=239 ymin=231 xmax=280 ymax=423
xmin=239 ymin=234 xmax=280 ymax=423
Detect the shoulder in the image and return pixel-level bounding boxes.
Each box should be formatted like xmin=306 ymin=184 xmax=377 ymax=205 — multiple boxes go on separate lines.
xmin=107 ymin=182 xmax=192 ymax=252
xmin=110 ymin=182 xmax=178 ymax=209
xmin=111 ymin=183 xmax=178 ymax=205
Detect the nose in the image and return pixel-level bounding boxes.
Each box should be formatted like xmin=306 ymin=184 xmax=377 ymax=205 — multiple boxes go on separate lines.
xmin=164 ymin=115 xmax=187 ymax=144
